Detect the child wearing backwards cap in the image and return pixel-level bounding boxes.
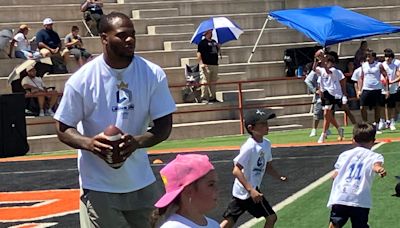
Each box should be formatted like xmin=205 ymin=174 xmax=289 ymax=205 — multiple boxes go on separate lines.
xmin=221 ymin=109 xmax=287 ymax=228
xmin=327 ymin=122 xmax=386 ymax=228
xmin=151 ymin=154 xmax=219 ymax=228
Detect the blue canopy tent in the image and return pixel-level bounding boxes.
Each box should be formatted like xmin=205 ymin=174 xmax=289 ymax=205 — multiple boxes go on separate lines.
xmin=248 ymin=5 xmax=400 ymax=62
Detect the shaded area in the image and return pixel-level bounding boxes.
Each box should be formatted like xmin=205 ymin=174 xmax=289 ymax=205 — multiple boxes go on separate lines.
xmin=0 ymin=144 xmax=354 ymax=227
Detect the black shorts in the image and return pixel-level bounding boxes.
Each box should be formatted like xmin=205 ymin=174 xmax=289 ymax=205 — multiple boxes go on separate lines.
xmin=330 ymin=204 xmax=370 ymax=228
xmin=322 ymin=91 xmax=342 ymax=109
xmin=223 ymin=194 xmax=275 ymax=222
xmin=360 ymin=90 xmax=381 ymax=109
xmin=379 ymin=93 xmax=397 ymax=108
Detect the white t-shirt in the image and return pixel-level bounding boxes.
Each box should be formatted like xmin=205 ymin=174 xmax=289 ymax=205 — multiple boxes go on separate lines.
xmin=232 ymin=137 xmax=272 ymax=200
xmin=21 ymin=76 xmax=45 ymax=92
xmin=361 ymin=61 xmax=383 ymax=90
xmin=327 ymin=147 xmax=384 ymax=209
xmin=13 ymin=33 xmax=30 ymax=51
xmin=316 ymin=66 xmax=344 ymax=99
xmin=54 ymin=54 xmax=176 ymax=193
xmin=160 ymin=214 xmax=219 ymax=228
xmin=351 ymin=67 xmax=362 ymax=82
xmin=381 ymin=60 xmax=398 ymax=94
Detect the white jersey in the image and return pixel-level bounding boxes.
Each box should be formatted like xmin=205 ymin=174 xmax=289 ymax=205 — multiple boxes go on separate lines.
xmin=54 ymin=54 xmax=176 ymax=193
xmin=13 ymin=33 xmax=30 ymax=51
xmin=160 ymin=214 xmax=220 ymax=228
xmin=232 ymin=137 xmax=272 ymax=200
xmin=381 ymin=60 xmax=398 ymax=94
xmin=327 ymin=147 xmax=384 ymax=209
xmin=361 ymin=61 xmax=383 ymax=90
xmin=316 ymin=66 xmax=344 ymax=99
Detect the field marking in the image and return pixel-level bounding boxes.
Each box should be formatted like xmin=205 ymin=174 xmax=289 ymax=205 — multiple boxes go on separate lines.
xmin=239 ymin=142 xmax=386 ymax=228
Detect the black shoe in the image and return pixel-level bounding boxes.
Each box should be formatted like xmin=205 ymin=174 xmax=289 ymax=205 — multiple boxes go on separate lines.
xmin=209 ymin=98 xmax=219 ymax=102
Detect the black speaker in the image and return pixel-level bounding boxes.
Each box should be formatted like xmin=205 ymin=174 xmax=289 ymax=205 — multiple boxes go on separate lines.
xmin=0 ymin=93 xmax=29 ymax=157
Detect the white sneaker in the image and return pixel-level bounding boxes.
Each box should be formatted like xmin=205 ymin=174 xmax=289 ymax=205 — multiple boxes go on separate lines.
xmin=39 ymin=110 xmax=45 ymax=117
xmin=378 ymin=121 xmax=385 ymax=131
xmin=338 ymin=127 xmax=344 ymax=141
xmin=309 ymin=129 xmax=317 ymax=137
xmin=46 ymin=109 xmax=55 ymax=116
xmin=317 ymin=134 xmax=326 ymax=143
xmin=390 ymin=122 xmax=396 ymax=131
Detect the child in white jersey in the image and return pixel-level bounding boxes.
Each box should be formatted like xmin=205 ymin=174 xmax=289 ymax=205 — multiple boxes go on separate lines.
xmin=378 ymin=49 xmax=400 ymax=131
xmin=220 ymin=109 xmax=287 ymax=228
xmin=327 ymin=122 xmax=386 ymax=228
xmin=314 ymin=54 xmax=345 ymax=143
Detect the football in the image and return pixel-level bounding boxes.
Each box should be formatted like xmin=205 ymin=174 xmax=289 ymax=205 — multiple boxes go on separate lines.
xmin=100 ymin=125 xmax=126 ymax=169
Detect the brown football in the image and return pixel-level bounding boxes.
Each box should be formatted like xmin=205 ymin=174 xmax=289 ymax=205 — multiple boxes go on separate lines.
xmin=101 ymin=125 xmax=126 ymax=169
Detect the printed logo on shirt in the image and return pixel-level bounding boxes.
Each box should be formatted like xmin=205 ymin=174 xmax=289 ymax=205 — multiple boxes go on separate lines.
xmin=253 ymin=151 xmax=265 ymax=175
xmin=112 ymin=81 xmax=134 ymax=112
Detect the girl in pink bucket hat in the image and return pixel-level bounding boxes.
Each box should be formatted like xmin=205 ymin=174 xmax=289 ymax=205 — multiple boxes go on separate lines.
xmin=151 ymin=154 xmax=220 ymax=228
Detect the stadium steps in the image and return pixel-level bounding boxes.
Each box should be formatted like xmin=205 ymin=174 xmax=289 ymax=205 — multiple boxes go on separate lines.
xmin=148 ymin=23 xmax=195 ymax=35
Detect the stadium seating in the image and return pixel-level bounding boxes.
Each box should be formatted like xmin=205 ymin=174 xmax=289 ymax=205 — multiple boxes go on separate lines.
xmin=0 ymin=0 xmax=398 ymax=153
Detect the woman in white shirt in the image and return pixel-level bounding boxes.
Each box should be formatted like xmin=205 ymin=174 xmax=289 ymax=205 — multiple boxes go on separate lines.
xmin=9 ymin=24 xmax=41 ymax=59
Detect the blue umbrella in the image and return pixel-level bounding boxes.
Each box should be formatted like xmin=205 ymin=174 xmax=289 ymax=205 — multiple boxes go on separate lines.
xmin=190 ymin=17 xmax=243 ymax=44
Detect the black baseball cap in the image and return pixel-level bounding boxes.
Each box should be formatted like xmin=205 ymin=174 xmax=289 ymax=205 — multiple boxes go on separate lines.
xmin=244 ymin=108 xmax=276 ymax=126
xmin=392 ymin=182 xmax=400 ymax=197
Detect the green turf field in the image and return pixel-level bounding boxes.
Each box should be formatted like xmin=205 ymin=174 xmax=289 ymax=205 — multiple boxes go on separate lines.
xmin=26 ymin=125 xmax=400 ymax=157
xmin=251 ymin=142 xmax=400 ymax=228
xmin=150 ymin=125 xmax=400 ymax=151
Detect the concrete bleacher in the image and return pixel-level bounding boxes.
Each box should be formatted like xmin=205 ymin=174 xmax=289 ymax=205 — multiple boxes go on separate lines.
xmin=1 ymin=0 xmax=399 ymax=153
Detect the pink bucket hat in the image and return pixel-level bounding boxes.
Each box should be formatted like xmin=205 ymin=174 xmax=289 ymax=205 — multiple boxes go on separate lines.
xmin=155 ymin=154 xmax=214 ymax=208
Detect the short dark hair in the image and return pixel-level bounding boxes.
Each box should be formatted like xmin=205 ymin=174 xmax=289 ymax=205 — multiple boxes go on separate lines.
xmin=325 ymin=54 xmax=336 ymax=64
xmin=353 ymin=122 xmax=376 ymax=144
xmin=98 ymin=12 xmax=131 ymax=34
xmin=71 ymin=25 xmax=79 ymax=32
xmin=384 ymin=48 xmax=395 ymax=58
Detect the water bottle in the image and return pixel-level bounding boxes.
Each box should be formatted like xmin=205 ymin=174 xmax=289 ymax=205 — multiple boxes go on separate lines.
xmin=296 ymin=65 xmax=303 ymax=78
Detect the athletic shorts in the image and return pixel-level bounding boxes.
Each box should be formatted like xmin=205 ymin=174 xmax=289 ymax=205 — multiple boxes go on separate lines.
xmin=223 ymin=193 xmax=275 ymax=223
xmin=330 ymin=204 xmax=370 ymax=228
xmin=379 ymin=93 xmax=397 ymax=108
xmin=313 ymin=100 xmax=324 ymax=120
xmin=322 ymin=91 xmax=342 ymax=110
xmin=360 ymin=90 xmax=381 ymax=109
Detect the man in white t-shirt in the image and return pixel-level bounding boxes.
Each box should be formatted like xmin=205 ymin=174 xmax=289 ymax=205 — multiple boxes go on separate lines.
xmin=221 ymin=109 xmax=287 ymax=228
xmin=54 ymin=12 xmax=176 ymax=228
xmin=327 ymin=122 xmax=386 ymax=228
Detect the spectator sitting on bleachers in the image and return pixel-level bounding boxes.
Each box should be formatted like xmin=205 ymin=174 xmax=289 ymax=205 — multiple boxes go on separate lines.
xmin=21 ymin=62 xmax=58 ymax=117
xmin=64 ymin=26 xmax=92 ymax=66
xmin=36 ymin=18 xmax=69 ymax=65
xmin=81 ymin=0 xmax=104 ymax=36
xmin=8 ymin=24 xmax=41 ymax=60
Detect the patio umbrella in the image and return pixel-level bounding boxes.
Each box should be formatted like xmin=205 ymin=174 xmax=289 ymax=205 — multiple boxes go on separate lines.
xmin=190 ymin=16 xmax=243 ymax=45
xmin=7 ymin=57 xmax=52 ymax=84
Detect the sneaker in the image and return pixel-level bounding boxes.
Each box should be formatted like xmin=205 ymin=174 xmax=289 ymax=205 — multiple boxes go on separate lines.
xmin=326 ymin=129 xmax=332 ymax=136
xmin=47 ymin=109 xmax=55 ymax=116
xmin=317 ymin=134 xmax=326 ymax=143
xmin=337 ymin=127 xmax=344 ymax=141
xmin=39 ymin=110 xmax=45 ymax=117
xmin=378 ymin=121 xmax=385 ymax=130
xmin=309 ymin=129 xmax=317 ymax=137
xmin=390 ymin=122 xmax=396 ymax=131
xmin=201 ymin=99 xmax=209 ymax=104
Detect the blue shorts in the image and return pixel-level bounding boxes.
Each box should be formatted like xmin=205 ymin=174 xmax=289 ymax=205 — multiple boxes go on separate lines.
xmin=330 ymin=204 xmax=370 ymax=228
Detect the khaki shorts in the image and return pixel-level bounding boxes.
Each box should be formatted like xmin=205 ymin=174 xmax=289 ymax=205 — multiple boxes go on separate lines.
xmin=80 ymin=182 xmax=160 ymax=228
